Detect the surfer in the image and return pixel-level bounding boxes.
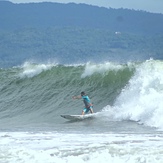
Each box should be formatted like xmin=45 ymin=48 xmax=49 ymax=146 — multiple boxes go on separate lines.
xmin=72 ymin=91 xmax=93 ymax=115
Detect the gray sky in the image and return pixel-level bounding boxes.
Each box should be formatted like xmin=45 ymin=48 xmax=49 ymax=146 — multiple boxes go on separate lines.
xmin=8 ymin=0 xmax=163 ymax=14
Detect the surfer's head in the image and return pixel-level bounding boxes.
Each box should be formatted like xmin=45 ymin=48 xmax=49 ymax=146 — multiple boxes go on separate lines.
xmin=81 ymin=91 xmax=85 ymax=96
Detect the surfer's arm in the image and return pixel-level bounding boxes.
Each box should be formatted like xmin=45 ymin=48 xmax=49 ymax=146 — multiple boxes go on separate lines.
xmin=72 ymin=95 xmax=82 ymax=99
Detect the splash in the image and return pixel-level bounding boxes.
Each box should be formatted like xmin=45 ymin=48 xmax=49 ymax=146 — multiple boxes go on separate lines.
xmin=104 ymin=60 xmax=163 ymax=129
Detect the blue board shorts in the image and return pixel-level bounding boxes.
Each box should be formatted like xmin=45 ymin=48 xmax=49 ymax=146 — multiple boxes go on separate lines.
xmin=83 ymin=106 xmax=93 ymax=113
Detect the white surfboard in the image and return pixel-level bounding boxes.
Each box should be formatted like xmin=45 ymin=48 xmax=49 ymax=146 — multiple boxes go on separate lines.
xmin=60 ymin=114 xmax=94 ymax=121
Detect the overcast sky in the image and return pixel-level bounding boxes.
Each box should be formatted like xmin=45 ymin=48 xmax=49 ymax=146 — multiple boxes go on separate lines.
xmin=7 ymin=0 xmax=163 ymax=14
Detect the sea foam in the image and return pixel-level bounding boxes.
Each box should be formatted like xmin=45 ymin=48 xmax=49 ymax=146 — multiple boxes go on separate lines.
xmin=103 ymin=60 xmax=163 ymax=129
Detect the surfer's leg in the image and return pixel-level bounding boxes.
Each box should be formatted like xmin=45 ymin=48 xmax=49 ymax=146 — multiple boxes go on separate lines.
xmin=82 ymin=108 xmax=87 ymax=115
xmin=90 ymin=106 xmax=93 ymax=114
xmin=82 ymin=108 xmax=86 ymax=115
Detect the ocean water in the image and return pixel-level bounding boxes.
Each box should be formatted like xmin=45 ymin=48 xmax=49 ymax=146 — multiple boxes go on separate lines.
xmin=0 ymin=59 xmax=163 ymax=163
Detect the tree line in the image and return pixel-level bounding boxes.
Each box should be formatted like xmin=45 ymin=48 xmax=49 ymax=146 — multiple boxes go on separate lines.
xmin=0 ymin=27 xmax=162 ymax=67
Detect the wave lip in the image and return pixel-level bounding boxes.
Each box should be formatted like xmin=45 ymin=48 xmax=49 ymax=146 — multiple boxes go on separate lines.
xmin=19 ymin=62 xmax=56 ymax=78
xmin=81 ymin=62 xmax=127 ymax=78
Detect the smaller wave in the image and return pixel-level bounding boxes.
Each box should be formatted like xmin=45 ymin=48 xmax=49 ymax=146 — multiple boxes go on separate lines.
xmin=18 ymin=62 xmax=57 ymax=78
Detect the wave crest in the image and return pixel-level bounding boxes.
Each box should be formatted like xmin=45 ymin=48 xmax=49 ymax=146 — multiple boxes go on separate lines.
xmin=19 ymin=62 xmax=56 ymax=78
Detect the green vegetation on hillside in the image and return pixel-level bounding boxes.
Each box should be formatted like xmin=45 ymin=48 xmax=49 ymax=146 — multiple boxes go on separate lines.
xmin=0 ymin=27 xmax=163 ymax=67
xmin=1 ymin=2 xmax=163 ymax=67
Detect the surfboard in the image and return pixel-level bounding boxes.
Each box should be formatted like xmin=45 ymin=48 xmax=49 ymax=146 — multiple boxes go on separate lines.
xmin=60 ymin=114 xmax=94 ymax=121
